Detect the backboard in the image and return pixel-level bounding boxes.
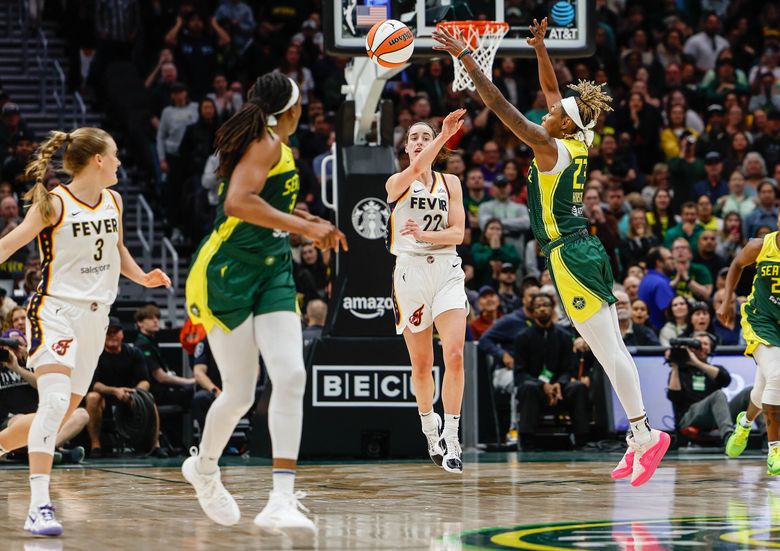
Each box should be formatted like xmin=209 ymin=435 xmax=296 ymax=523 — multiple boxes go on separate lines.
xmin=324 ymin=0 xmax=595 ymax=59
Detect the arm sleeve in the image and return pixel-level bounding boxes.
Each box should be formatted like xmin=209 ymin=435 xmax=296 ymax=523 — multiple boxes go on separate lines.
xmin=500 ymin=204 xmax=531 ymax=233
xmin=538 ymin=139 xmax=572 ymax=175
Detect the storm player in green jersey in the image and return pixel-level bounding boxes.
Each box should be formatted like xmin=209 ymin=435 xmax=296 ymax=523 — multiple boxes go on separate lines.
xmin=434 ymin=18 xmax=669 ymax=486
xmin=182 ymin=73 xmax=347 ymax=537
xmin=718 ymin=212 xmax=780 ymax=475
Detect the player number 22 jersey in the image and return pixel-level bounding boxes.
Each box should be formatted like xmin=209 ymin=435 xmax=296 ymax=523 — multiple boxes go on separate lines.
xmin=386 ymin=171 xmax=454 ymax=256
xmin=36 ymin=185 xmax=121 ymax=305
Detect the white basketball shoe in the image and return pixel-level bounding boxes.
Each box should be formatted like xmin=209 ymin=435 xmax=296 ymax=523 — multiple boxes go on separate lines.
xmin=181 ymin=447 xmax=241 ymax=526
xmin=254 ymin=490 xmax=317 ymax=540
xmin=422 ymin=413 xmax=444 ymax=467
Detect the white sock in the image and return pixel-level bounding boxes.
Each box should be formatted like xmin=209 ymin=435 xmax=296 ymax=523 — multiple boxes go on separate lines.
xmin=420 ymin=410 xmax=437 ymax=433
xmin=197 ymin=455 xmax=219 ymax=475
xmin=739 ymin=414 xmax=752 ymax=429
xmin=630 ymin=416 xmax=652 ymax=445
xmin=769 ymin=441 xmax=780 ymax=451
xmin=272 ymin=469 xmax=296 ymax=495
xmin=444 ymin=414 xmax=460 ymax=439
xmin=29 ymin=474 xmax=51 ymax=510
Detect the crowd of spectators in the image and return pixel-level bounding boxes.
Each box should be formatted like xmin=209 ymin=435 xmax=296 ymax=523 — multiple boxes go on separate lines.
xmin=2 ymin=0 xmax=780 ymax=452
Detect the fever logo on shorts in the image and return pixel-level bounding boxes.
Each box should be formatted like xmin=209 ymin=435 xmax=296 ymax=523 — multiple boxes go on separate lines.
xmin=409 ymin=305 xmax=424 ymax=326
xmin=351 ymin=198 xmax=390 ymax=240
xmin=572 ymin=296 xmax=586 ymax=310
xmin=52 ymin=338 xmax=74 ymax=356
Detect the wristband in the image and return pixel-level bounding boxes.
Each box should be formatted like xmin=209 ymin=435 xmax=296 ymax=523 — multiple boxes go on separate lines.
xmin=457 ymin=48 xmax=472 ymax=60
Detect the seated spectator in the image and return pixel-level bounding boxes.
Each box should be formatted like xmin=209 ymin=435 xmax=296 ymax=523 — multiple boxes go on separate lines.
xmin=605 ymin=184 xmax=630 ymax=228
xmin=1 ymin=131 xmax=35 ymax=195
xmin=0 ymin=103 xmax=30 ymax=161
xmin=716 ymin=171 xmax=756 ymax=219
xmin=753 ymin=112 xmax=780 ymax=175
xmin=724 ymin=131 xmax=750 ymax=176
xmin=470 ymin=286 xmax=502 ymax=340
xmin=0 ymin=337 xmax=87 ymax=463
xmin=148 ymin=61 xmax=179 ymax=128
xmin=664 ymin=202 xmax=705 ymax=255
xmin=164 ymin=11 xmax=226 ymax=98
xmin=523 ymin=239 xmax=544 ymax=279
xmin=685 ymin=301 xmax=717 ymax=337
xmin=276 ymin=44 xmax=315 ymax=107
xmin=696 ymin=195 xmax=723 ymax=234
xmin=478 ymin=279 xmax=539 ymax=369
xmin=694 ymin=230 xmax=729 ymax=282
xmin=630 ymin=299 xmax=652 ymax=329
xmin=667 ymin=332 xmax=736 ymax=446
xmin=87 ymin=318 xmax=166 ymax=458
xmin=638 ymin=247 xmax=676 ymax=331
xmin=744 ymin=180 xmax=778 ymax=238
xmin=496 ymin=262 xmax=521 ymax=314
xmin=583 ymin=186 xmax=620 ymax=276
xmin=295 ymin=242 xmax=330 ymax=304
xmin=717 ymin=211 xmax=746 ymax=260
xmin=623 ymin=275 xmax=641 ymax=302
xmin=134 ymin=305 xmax=196 ymax=410
xmin=513 ymin=294 xmax=587 ymax=450
xmin=712 ymin=289 xmax=741 ymax=345
xmin=641 ymin=162 xmax=669 ymax=209
xmin=479 ymin=141 xmax=504 ymax=185
xmin=659 ymin=295 xmax=691 ymax=347
xmin=660 ymin=104 xmax=699 ymax=159
xmin=302 ymin=299 xmax=327 ymax=348
xmin=477 ymin=176 xmax=530 ymax=255
xmin=670 ymin=238 xmax=713 ymax=300
xmin=471 ymin=219 xmax=521 ymax=288
xmin=614 ymin=290 xmax=659 ymax=346
xmin=3 ymin=306 xmax=26 ymax=335
xmin=619 ymin=208 xmax=658 ymax=278
xmin=647 ymin=188 xmax=675 ymax=241
xmin=207 ymin=73 xmax=242 ymax=120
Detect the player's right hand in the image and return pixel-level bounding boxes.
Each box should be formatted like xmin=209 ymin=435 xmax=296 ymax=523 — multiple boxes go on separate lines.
xmin=527 ymin=18 xmax=548 ymax=48
xmin=716 ymin=300 xmax=734 ymax=329
xmin=441 ymin=109 xmax=466 ymax=138
xmin=306 ymin=221 xmax=349 ymax=252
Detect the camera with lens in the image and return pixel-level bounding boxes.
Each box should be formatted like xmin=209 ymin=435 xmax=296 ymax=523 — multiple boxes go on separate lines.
xmin=0 ymin=336 xmax=20 ymax=363
xmin=668 ymin=337 xmax=702 ymax=366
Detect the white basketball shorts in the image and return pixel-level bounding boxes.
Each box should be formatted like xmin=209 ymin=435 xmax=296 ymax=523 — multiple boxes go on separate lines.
xmin=392 ymin=254 xmax=469 ymax=334
xmin=27 ymin=294 xmax=111 ymax=396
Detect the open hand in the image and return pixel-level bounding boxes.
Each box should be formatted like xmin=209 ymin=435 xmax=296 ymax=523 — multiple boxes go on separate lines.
xmin=431 ymin=25 xmax=469 ymax=58
xmin=143 ymin=269 xmax=171 ymax=288
xmin=441 ymin=108 xmax=466 ymax=138
xmin=527 ymin=18 xmax=548 ymax=48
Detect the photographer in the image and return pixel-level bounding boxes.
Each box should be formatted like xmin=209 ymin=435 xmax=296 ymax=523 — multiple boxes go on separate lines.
xmin=667 ymin=332 xmax=736 ymax=445
xmin=0 ymin=336 xmax=87 ymax=463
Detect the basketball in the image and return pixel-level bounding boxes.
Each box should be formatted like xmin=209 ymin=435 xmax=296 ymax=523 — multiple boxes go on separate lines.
xmin=365 ymin=19 xmax=415 ymax=68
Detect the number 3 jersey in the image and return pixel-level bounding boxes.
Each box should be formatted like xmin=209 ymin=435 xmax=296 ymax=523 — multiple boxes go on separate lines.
xmin=36 ymin=185 xmax=121 ymax=305
xmin=386 ymin=171 xmax=454 ymax=256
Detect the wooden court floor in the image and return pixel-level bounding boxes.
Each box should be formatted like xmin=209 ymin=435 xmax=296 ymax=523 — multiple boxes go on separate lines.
xmin=2 ymin=453 xmax=780 ymax=550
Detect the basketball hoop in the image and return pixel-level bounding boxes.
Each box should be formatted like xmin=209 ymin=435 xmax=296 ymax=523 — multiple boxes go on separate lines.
xmin=436 ymin=21 xmax=509 ymax=92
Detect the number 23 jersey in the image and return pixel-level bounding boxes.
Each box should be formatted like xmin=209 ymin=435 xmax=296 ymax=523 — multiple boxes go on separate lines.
xmin=386 ymin=171 xmax=454 ymax=256
xmin=37 ymin=185 xmax=121 ymax=305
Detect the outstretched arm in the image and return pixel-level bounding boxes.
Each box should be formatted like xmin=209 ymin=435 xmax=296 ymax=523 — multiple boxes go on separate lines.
xmin=528 ymin=18 xmax=562 ymax=110
xmin=432 ymin=28 xmax=558 ymax=170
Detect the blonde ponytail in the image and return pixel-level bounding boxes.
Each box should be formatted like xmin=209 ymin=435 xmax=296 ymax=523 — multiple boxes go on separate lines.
xmin=23 ymin=130 xmax=70 ymax=224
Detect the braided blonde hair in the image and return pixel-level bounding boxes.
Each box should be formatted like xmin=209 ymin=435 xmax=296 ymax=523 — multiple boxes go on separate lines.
xmin=567 ymin=79 xmax=614 ymax=126
xmin=23 ymin=127 xmax=111 ymax=224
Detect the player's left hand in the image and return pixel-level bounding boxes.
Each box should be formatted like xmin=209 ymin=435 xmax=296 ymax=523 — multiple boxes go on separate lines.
xmin=143 ymin=269 xmax=171 ymax=288
xmin=432 ymin=26 xmax=468 ymax=58
xmin=400 ymin=218 xmax=423 ymax=240
xmin=527 ymin=18 xmax=548 ymax=47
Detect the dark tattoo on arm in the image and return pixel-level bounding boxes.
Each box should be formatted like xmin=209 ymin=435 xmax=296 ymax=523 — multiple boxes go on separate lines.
xmin=465 ymin=62 xmax=551 ymax=146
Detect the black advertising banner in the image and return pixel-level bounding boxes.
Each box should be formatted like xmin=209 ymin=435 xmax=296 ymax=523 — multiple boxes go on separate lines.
xmin=328 ymin=145 xmax=398 ymax=337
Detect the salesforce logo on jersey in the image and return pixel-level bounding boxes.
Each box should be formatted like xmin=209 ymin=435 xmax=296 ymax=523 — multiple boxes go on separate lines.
xmin=342 ymin=295 xmax=393 ymax=319
xmin=313 ymin=365 xmax=441 ymax=407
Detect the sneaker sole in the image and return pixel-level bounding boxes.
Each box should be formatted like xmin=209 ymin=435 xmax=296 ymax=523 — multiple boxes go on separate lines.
xmin=25 ymin=525 xmax=63 ymax=537
xmin=254 ymin=524 xmax=318 ymax=547
xmin=630 ymin=432 xmax=671 ymax=487
xmin=442 ymin=463 xmax=463 ymax=474
xmin=181 ymin=458 xmax=241 ymax=526
xmin=610 ymin=452 xmax=634 ymax=480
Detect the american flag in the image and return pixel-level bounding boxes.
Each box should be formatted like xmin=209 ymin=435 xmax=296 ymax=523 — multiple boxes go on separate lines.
xmin=356 ymin=5 xmax=387 ymax=28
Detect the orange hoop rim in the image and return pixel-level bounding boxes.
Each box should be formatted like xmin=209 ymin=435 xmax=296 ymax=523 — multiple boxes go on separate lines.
xmin=436 ymin=20 xmax=510 ymax=35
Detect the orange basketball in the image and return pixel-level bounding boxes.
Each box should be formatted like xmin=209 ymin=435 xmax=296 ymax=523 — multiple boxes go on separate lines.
xmin=365 ymin=19 xmax=415 ymax=68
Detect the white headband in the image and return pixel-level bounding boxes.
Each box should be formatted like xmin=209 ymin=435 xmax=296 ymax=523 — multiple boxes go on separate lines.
xmin=267 ymin=78 xmax=300 ymax=126
xmin=561 ymin=96 xmax=597 ymax=147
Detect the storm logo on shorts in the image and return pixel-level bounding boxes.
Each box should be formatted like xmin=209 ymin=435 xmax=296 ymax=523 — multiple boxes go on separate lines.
xmin=52 ymin=338 xmax=74 ymax=356
xmin=409 ymin=305 xmax=424 ymax=326
xmin=572 ymin=296 xmax=586 ymax=310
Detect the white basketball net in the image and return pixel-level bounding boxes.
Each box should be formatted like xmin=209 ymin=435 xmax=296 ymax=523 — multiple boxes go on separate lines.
xmin=439 ymin=21 xmax=509 ymax=92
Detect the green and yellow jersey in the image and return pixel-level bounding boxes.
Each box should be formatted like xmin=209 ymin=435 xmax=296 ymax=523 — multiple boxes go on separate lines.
xmin=208 ymin=140 xmax=299 ymax=257
xmin=742 ymin=231 xmax=780 ymax=354
xmin=526 ymin=138 xmax=589 ymax=247
xmin=186 ymin=137 xmax=300 ymax=333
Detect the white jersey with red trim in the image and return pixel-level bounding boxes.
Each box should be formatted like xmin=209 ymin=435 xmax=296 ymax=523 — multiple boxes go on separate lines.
xmin=386 ymin=171 xmax=455 ymax=256
xmin=36 ymin=185 xmax=121 ymax=305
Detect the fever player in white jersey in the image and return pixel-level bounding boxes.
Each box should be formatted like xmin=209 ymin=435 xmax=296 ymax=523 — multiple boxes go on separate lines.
xmin=0 ymin=128 xmax=169 ymax=537
xmin=386 ymin=109 xmax=468 ymax=473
